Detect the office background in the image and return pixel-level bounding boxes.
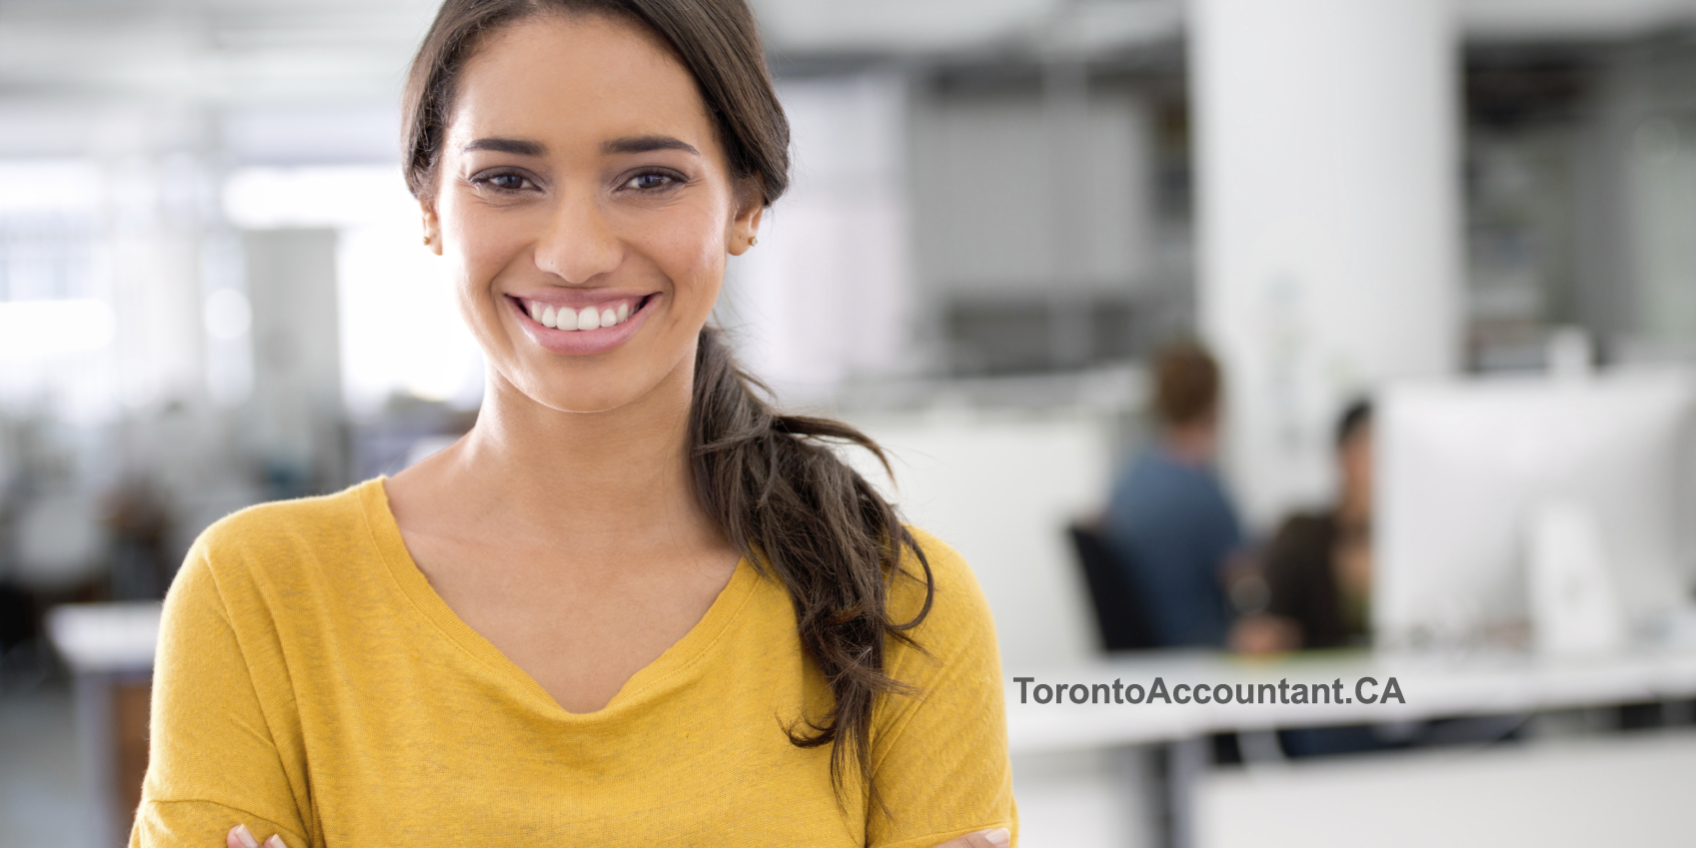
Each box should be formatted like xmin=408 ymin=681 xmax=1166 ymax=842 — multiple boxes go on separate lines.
xmin=3 ymin=0 xmax=1696 ymax=846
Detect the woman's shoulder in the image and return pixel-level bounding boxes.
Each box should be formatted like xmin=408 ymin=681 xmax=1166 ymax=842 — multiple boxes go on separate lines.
xmin=888 ymin=525 xmax=997 ymax=647
xmin=898 ymin=525 xmax=971 ymax=584
xmin=184 ymin=479 xmax=386 ymax=592
xmin=196 ymin=480 xmax=377 ymax=555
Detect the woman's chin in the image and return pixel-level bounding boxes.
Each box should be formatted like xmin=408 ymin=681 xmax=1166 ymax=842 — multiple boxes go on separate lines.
xmin=540 ymin=388 xmax=642 ymax=415
xmin=514 ymin=375 xmax=654 ymax=415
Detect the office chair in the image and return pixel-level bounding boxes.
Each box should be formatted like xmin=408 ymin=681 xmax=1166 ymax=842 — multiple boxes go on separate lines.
xmin=1066 ymin=522 xmax=1159 ymax=652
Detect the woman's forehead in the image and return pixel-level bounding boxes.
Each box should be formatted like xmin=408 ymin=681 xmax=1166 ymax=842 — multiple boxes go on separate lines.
xmin=446 ymin=13 xmax=716 ymax=157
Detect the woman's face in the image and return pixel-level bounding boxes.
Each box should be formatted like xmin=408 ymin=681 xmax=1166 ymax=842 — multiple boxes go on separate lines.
xmin=424 ymin=13 xmax=761 ymax=414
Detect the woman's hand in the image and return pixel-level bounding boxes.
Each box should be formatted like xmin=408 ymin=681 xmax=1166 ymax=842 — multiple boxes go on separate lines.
xmin=227 ymin=824 xmax=288 ymax=848
xmin=931 ymin=828 xmax=1011 ymax=848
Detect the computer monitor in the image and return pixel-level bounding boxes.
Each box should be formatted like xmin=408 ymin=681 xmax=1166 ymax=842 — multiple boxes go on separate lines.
xmin=1375 ymin=369 xmax=1696 ymax=650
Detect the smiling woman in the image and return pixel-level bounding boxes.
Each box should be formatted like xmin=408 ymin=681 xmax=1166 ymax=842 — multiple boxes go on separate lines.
xmin=128 ymin=2 xmax=1016 ymax=848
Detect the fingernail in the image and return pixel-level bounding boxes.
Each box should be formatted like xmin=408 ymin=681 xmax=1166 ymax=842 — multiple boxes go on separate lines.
xmin=985 ymin=828 xmax=1011 ymax=847
xmin=233 ymin=825 xmax=259 ymax=848
xmin=265 ymin=837 xmax=289 ymax=848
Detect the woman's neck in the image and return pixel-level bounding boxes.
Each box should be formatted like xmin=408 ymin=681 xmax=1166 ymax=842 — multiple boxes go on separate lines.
xmin=396 ymin=355 xmax=724 ymax=560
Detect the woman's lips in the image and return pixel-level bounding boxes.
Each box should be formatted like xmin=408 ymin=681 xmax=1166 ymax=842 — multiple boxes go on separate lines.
xmin=509 ymin=293 xmax=657 ymax=355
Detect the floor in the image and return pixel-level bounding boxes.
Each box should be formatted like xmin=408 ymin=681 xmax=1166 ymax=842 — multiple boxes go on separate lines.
xmin=0 ymin=685 xmax=95 ymax=848
xmin=1197 ymin=726 xmax=1696 ymax=847
xmin=1012 ymin=748 xmax=1148 ymax=847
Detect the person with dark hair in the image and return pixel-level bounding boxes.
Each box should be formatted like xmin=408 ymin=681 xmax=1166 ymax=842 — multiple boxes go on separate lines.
xmin=1232 ymin=399 xmax=1374 ymax=653
xmin=131 ymin=3 xmax=1015 ymax=847
xmin=1099 ymin=340 xmax=1245 ymax=647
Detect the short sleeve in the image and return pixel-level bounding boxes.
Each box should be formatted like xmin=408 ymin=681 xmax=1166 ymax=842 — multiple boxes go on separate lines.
xmin=865 ymin=529 xmax=1018 ymax=848
xmin=131 ymin=538 xmax=311 ymax=848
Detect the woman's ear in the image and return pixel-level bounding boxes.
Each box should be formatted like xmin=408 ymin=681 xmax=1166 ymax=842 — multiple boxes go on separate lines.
xmin=421 ymin=197 xmax=443 ymax=256
xmin=726 ymin=180 xmax=765 ymax=257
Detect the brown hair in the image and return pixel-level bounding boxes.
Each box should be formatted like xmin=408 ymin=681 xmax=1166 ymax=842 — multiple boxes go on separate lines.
xmin=1153 ymin=339 xmax=1221 ymax=427
xmin=401 ymin=0 xmax=933 ymax=802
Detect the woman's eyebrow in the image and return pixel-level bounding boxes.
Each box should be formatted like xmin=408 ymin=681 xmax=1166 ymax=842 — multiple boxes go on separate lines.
xmin=603 ymin=135 xmax=700 ymax=156
xmin=462 ymin=137 xmax=546 ymax=156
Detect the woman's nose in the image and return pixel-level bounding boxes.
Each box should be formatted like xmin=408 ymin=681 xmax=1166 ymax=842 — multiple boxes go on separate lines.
xmin=533 ymin=193 xmax=622 ymax=284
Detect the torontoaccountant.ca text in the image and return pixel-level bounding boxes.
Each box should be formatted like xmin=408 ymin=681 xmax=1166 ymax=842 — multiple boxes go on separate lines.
xmin=1011 ymin=676 xmax=1406 ymax=706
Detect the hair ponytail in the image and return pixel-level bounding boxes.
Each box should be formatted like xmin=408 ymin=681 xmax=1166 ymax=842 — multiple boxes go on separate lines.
xmin=689 ymin=327 xmax=933 ymax=797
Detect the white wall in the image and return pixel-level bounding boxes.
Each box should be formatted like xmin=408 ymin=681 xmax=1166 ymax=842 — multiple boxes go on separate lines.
xmin=719 ymin=74 xmax=912 ymax=398
xmin=843 ymin=408 xmax=1113 ymax=671
xmin=243 ymin=228 xmax=343 ymax=480
xmin=1190 ymin=0 xmax=1464 ymax=526
xmin=223 ymin=165 xmax=484 ymax=416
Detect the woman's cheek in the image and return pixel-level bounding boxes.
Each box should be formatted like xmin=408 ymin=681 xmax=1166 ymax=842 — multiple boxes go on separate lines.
xmin=642 ymin=211 xmax=728 ymax=297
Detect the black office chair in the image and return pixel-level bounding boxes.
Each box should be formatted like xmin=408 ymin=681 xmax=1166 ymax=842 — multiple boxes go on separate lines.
xmin=1068 ymin=523 xmax=1249 ymax=768
xmin=1066 ymin=523 xmax=1159 ymax=652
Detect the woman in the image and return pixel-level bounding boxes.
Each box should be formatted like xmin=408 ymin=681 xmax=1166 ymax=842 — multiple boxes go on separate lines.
xmin=1230 ymin=400 xmax=1374 ymax=654
xmin=131 ymin=2 xmax=1017 ymax=846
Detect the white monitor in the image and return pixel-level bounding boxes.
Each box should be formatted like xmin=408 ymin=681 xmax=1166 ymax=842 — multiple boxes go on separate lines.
xmin=1375 ymin=369 xmax=1696 ymax=649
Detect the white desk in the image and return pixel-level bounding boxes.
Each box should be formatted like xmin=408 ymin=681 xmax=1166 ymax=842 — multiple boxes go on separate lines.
xmin=1005 ymin=645 xmax=1696 ymax=848
xmin=47 ymin=602 xmax=162 ymax=675
xmin=1005 ymin=646 xmax=1696 ymax=753
xmin=45 ymin=604 xmax=1696 ymax=848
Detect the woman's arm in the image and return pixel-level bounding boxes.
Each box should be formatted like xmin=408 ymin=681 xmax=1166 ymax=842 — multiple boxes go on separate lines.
xmin=866 ymin=530 xmax=1019 ymax=848
xmin=932 ymin=830 xmax=1012 ymax=848
xmin=227 ymin=824 xmax=290 ymax=848
xmin=133 ymin=540 xmax=311 ymax=847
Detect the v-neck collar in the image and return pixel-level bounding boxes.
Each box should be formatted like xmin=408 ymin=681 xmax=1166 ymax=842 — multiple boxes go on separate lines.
xmin=355 ymin=477 xmax=760 ymax=719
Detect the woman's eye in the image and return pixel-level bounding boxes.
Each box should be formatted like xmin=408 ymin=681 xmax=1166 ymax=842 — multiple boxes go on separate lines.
xmin=625 ymin=172 xmax=676 ymax=191
xmin=477 ymin=172 xmax=532 ymax=192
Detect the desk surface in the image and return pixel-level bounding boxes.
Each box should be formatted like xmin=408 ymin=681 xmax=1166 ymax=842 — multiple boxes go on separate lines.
xmin=1005 ymin=647 xmax=1696 ymax=753
xmin=44 ymin=602 xmax=1696 ymax=753
xmin=47 ymin=601 xmax=162 ymax=674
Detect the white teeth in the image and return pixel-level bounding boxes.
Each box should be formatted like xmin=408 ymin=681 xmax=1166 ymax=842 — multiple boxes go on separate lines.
xmin=528 ymin=299 xmax=635 ymax=331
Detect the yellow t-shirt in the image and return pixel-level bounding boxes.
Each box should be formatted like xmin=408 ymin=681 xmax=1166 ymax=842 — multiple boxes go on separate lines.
xmin=131 ymin=479 xmax=1017 ymax=847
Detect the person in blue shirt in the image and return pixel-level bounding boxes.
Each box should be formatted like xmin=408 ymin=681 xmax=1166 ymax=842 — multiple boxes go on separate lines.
xmin=1102 ymin=340 xmax=1245 ymax=647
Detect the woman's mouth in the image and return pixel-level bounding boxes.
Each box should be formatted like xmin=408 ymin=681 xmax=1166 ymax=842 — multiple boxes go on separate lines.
xmin=513 ymin=295 xmax=648 ymax=331
xmin=506 ymin=293 xmax=658 ymax=356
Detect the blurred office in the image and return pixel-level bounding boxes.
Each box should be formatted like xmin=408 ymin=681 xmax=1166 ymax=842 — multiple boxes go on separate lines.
xmin=2 ymin=0 xmax=1696 ymax=846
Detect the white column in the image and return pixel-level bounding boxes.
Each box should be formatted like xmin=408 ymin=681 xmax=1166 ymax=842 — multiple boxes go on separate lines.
xmin=1190 ymin=0 xmax=1463 ymax=527
xmin=244 ymin=228 xmax=346 ymax=489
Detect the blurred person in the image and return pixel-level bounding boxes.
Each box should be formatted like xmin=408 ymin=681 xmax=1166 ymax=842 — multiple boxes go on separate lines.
xmin=1232 ymin=400 xmax=1373 ymax=654
xmin=1101 ymin=340 xmax=1245 ymax=648
xmin=1232 ymin=399 xmax=1421 ymax=759
xmin=1245 ymin=399 xmax=1532 ymax=757
xmin=132 ymin=3 xmax=1015 ymax=848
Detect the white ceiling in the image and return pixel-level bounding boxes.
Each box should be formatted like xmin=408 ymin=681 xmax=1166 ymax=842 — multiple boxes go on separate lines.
xmin=0 ymin=0 xmax=1693 ymax=104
